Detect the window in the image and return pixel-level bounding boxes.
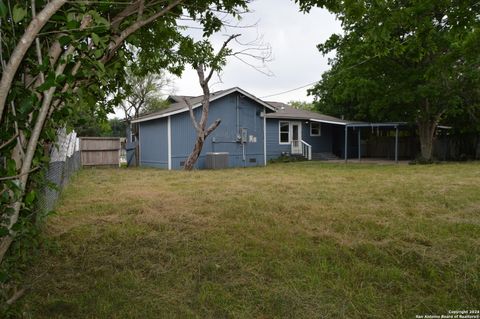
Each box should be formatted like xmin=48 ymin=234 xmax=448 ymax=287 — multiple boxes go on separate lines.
xmin=310 ymin=122 xmax=321 ymax=136
xmin=279 ymin=121 xmax=290 ymax=144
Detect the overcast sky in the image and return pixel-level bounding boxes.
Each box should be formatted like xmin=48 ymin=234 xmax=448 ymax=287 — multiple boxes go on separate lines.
xmin=112 ymin=1 xmax=342 ymax=118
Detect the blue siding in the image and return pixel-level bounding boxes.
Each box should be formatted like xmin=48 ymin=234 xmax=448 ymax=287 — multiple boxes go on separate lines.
xmin=139 ymin=118 xmax=168 ymax=168
xmin=302 ymin=122 xmax=334 ymax=153
xmin=136 ymin=90 xmax=360 ymax=169
xmin=266 ymin=119 xmax=290 ymax=160
xmin=266 ymin=119 xmax=336 ymax=160
xmin=170 ymin=92 xmax=266 ymax=169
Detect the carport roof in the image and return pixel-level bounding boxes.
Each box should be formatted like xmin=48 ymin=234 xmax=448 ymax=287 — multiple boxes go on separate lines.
xmin=264 ymin=102 xmax=408 ymax=127
xmin=264 ymin=102 xmax=354 ymax=124
xmin=131 ymin=87 xmax=407 ymax=128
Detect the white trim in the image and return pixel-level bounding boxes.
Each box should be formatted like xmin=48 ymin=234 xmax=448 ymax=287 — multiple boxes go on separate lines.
xmin=290 ymin=121 xmax=302 ymax=154
xmin=167 ymin=116 xmax=172 ymax=170
xmin=263 ymin=107 xmax=267 ymax=166
xmin=132 ymin=87 xmax=277 ymax=123
xmin=310 ymin=118 xmax=348 ymax=126
xmin=310 ymin=122 xmax=321 ymax=136
xmin=278 ymin=120 xmax=290 ymax=145
xmin=138 ymin=124 xmax=141 ymax=165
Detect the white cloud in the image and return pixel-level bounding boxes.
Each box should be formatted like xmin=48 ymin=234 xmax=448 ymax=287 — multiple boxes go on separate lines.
xmin=111 ymin=1 xmax=341 ymax=118
xmin=174 ymin=0 xmax=341 ymax=103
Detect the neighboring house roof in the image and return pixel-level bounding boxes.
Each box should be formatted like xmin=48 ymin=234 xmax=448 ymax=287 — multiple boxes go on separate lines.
xmin=131 ymin=87 xmax=277 ymax=123
xmin=264 ymin=101 xmax=354 ymax=125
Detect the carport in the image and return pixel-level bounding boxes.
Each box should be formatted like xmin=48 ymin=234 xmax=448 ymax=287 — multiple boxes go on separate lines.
xmin=309 ymin=119 xmax=407 ymax=163
xmin=344 ymin=122 xmax=407 ymax=163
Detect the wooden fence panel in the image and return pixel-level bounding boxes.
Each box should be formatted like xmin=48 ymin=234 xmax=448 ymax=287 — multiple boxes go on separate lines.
xmin=80 ymin=137 xmax=121 ymax=167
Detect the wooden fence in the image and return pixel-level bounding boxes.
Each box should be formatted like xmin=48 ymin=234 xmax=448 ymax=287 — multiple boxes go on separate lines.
xmin=80 ymin=137 xmax=121 ymax=167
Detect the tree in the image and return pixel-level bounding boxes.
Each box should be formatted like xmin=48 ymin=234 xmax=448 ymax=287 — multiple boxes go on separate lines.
xmin=300 ymin=0 xmax=480 ymax=161
xmin=117 ymin=68 xmax=173 ymax=121
xmin=182 ymin=33 xmax=272 ymax=170
xmin=183 ymin=35 xmax=240 ymax=170
xmin=288 ymin=101 xmax=314 ymax=110
xmin=74 ymin=109 xmax=112 ymax=137
xmin=0 ymin=0 xmax=251 ymax=304
xmin=109 ymin=118 xmax=128 ymax=138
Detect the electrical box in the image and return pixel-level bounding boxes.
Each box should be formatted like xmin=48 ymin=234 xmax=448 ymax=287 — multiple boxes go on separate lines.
xmin=240 ymin=128 xmax=248 ymax=143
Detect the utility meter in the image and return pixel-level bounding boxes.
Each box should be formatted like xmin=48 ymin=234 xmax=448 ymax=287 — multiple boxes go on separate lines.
xmin=240 ymin=128 xmax=248 ymax=143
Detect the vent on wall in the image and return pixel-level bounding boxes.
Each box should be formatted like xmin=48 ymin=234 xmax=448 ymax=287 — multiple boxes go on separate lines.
xmin=180 ymin=161 xmax=185 ymax=167
xmin=249 ymin=158 xmax=257 ymax=163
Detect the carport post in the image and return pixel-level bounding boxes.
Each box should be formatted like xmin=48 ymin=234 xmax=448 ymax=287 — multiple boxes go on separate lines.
xmin=395 ymin=125 xmax=399 ymax=163
xmin=344 ymin=125 xmax=348 ymax=162
xmin=358 ymin=128 xmax=361 ymax=160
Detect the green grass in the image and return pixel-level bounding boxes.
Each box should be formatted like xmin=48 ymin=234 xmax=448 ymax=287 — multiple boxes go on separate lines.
xmin=21 ymin=162 xmax=480 ymax=318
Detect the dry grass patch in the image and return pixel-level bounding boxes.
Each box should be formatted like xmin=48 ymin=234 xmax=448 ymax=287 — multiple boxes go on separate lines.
xmin=21 ymin=162 xmax=480 ymax=318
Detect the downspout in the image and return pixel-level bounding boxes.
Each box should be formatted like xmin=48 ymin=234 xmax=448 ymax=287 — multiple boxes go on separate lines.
xmin=237 ymin=94 xmax=246 ymax=167
xmin=236 ymin=94 xmax=240 ymax=135
xmin=167 ymin=116 xmax=172 ymax=170
xmin=263 ymin=107 xmax=267 ymax=166
xmin=242 ymin=142 xmax=246 ymax=167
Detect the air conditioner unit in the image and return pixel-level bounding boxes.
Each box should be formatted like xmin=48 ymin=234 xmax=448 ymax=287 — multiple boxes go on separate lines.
xmin=205 ymin=152 xmax=229 ymax=169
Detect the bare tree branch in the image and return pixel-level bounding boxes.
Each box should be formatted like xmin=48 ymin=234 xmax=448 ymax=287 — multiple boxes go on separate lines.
xmin=205 ymin=34 xmax=240 ymax=84
xmin=6 ymin=287 xmax=26 ymax=305
xmin=0 ymin=166 xmax=40 ymax=181
xmin=137 ymin=0 xmax=145 ymax=21
xmin=205 ymin=119 xmax=221 ymax=136
xmin=184 ymin=98 xmax=201 ymax=133
xmin=0 ymin=133 xmax=19 ymax=150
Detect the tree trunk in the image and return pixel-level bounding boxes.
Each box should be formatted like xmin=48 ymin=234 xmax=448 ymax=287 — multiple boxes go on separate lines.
xmin=417 ymin=119 xmax=437 ymax=161
xmin=0 ymin=17 xmax=92 ymax=264
xmin=184 ymin=135 xmax=205 ymax=170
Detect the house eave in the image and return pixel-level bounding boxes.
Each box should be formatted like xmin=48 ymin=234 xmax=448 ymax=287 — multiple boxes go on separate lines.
xmin=132 ymin=87 xmax=277 ymax=124
xmin=309 ymin=118 xmax=350 ymax=126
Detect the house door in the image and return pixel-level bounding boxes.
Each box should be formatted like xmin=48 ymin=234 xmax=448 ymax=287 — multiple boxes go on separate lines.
xmin=291 ymin=122 xmax=302 ymax=154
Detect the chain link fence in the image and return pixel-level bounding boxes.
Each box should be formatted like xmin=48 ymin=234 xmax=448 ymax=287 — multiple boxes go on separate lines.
xmin=37 ymin=129 xmax=81 ymax=213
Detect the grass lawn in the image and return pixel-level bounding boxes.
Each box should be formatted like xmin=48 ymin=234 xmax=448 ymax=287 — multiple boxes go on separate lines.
xmin=22 ymin=162 xmax=480 ymax=318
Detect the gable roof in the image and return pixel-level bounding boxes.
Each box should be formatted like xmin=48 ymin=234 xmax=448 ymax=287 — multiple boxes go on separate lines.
xmin=131 ymin=87 xmax=277 ymax=123
xmin=167 ymin=95 xmax=197 ymax=103
xmin=131 ymin=87 xmax=357 ymax=126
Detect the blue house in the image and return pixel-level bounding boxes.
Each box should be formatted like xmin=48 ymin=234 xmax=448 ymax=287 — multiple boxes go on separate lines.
xmin=128 ymin=87 xmax=404 ymax=169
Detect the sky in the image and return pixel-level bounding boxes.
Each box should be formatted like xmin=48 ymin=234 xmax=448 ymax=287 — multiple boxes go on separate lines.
xmin=112 ymin=0 xmax=342 ymax=118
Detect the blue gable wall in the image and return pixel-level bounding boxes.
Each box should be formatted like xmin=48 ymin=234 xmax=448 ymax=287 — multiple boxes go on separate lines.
xmin=266 ymin=119 xmax=335 ymax=160
xmin=171 ymin=92 xmax=266 ymax=169
xmin=139 ymin=92 xmax=266 ymax=170
xmin=138 ymin=118 xmax=168 ymax=168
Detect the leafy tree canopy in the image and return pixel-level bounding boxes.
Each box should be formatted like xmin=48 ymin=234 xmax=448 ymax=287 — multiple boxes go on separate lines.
xmin=298 ymin=0 xmax=480 ymax=159
xmin=288 ymin=101 xmax=315 ymax=110
xmin=0 ymin=0 xmax=253 ymax=307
